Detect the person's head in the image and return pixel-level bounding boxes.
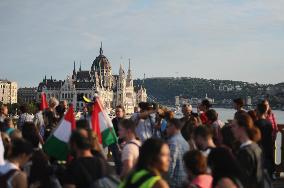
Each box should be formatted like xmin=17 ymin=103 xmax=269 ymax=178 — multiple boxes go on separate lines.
xmin=193 ymin=125 xmax=213 ymax=150
xmin=48 ymin=97 xmax=59 ymax=109
xmin=208 ymin=147 xmax=243 ymax=187
xmin=60 ymin=100 xmax=68 ymax=110
xmin=76 ymin=119 xmax=90 ymax=130
xmin=183 ymin=150 xmax=207 ymax=179
xmin=233 ymin=98 xmax=244 ymax=110
xmin=10 ymin=129 xmax=22 ymax=141
xmin=0 ymin=104 xmax=8 ymax=116
xmin=199 ymin=99 xmax=212 ymax=112
xmin=69 ymin=130 xmax=91 ymax=155
xmin=206 ymin=109 xmax=218 ymax=123
xmin=261 ymin=99 xmax=271 ymax=115
xmin=9 ymin=138 xmax=33 ymax=167
xmin=182 ymin=104 xmax=193 ymax=117
xmin=232 ymin=113 xmax=261 ymax=143
xmin=134 ymin=106 xmax=140 ymax=113
xmin=115 ymin=105 xmax=125 ymax=118
xmin=55 ymin=105 xmax=65 ymax=119
xmin=136 ymin=138 xmax=170 ymax=173
xmin=19 ymin=104 xmax=28 ymax=114
xmin=4 ymin=117 xmax=13 ymax=128
xmin=118 ymin=119 xmax=136 ymax=140
xmin=138 ymin=102 xmax=148 ymax=112
xmin=164 ymin=110 xmax=175 ymax=121
xmin=22 ymin=122 xmax=40 ymax=148
xmin=256 ymin=103 xmax=268 ymax=117
xmin=247 ymin=110 xmax=258 ymax=122
xmin=166 ymin=118 xmax=182 ymax=137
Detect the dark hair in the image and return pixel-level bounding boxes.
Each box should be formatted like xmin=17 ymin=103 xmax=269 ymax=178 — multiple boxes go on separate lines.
xmin=55 ymin=105 xmax=65 ymax=119
xmin=193 ymin=125 xmax=212 ymax=139
xmin=22 ymin=122 xmax=40 ymax=148
xmin=29 ymin=149 xmax=54 ymax=188
xmin=183 ymin=150 xmax=207 ymax=175
xmin=138 ymin=102 xmax=148 ymax=111
xmin=257 ymin=103 xmax=268 ymax=115
xmin=43 ymin=110 xmax=57 ymax=125
xmin=208 ymin=147 xmax=243 ymax=187
xmin=206 ymin=109 xmax=218 ymax=122
xmin=120 ymin=119 xmax=136 ymax=133
xmin=10 ymin=138 xmax=33 ymax=158
xmin=247 ymin=110 xmax=257 ymax=122
xmin=233 ymin=98 xmax=244 ymax=107
xmin=20 ymin=104 xmax=28 ymax=113
xmin=167 ymin=118 xmax=182 ymax=130
xmin=69 ymin=130 xmax=91 ymax=150
xmin=136 ymin=138 xmax=167 ymax=170
xmin=116 ymin=105 xmax=125 ymax=112
xmin=76 ymin=119 xmax=90 ymax=130
xmin=234 ymin=113 xmax=261 ymax=142
xmin=201 ymin=99 xmax=212 ymax=109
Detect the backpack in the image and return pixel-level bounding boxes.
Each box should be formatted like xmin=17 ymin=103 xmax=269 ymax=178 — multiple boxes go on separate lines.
xmin=89 ymin=175 xmax=120 ymax=188
xmin=78 ymin=159 xmax=120 ymax=188
xmin=0 ymin=169 xmax=18 ymax=188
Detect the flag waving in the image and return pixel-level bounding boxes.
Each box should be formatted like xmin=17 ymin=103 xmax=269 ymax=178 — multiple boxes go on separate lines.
xmin=91 ymin=98 xmax=117 ymax=147
xmin=43 ymin=105 xmax=76 ymax=160
xmin=40 ymin=92 xmax=49 ymax=111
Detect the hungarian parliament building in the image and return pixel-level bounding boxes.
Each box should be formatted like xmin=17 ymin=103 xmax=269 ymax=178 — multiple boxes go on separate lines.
xmin=36 ymin=44 xmax=147 ymax=114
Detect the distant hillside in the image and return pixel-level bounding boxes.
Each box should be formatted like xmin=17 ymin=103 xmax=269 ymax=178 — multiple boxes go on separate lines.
xmin=134 ymin=77 xmax=277 ymax=105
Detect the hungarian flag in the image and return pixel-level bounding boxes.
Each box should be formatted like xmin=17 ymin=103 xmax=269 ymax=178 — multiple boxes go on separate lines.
xmin=43 ymin=105 xmax=76 ymax=160
xmin=91 ymin=98 xmax=117 ymax=147
xmin=40 ymin=92 xmax=49 ymax=110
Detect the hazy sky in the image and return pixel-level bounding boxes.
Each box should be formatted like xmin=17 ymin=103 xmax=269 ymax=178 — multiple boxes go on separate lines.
xmin=0 ymin=0 xmax=284 ymax=87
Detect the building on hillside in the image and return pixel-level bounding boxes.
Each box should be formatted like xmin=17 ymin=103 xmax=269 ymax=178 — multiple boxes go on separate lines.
xmin=36 ymin=44 xmax=147 ymax=113
xmin=0 ymin=80 xmax=17 ymax=104
xmin=18 ymin=87 xmax=37 ymax=104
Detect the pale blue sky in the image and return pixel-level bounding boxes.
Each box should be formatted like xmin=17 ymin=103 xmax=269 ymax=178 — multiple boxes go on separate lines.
xmin=0 ymin=0 xmax=283 ymax=87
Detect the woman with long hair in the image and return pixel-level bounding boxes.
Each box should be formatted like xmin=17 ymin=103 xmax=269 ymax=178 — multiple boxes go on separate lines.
xmin=232 ymin=113 xmax=269 ymax=188
xmin=119 ymin=138 xmax=170 ymax=188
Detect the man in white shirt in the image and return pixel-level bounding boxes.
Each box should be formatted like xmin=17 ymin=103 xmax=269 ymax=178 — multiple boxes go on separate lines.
xmin=118 ymin=119 xmax=141 ymax=179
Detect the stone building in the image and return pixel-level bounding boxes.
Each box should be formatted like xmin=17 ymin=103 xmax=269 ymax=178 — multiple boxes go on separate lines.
xmin=17 ymin=87 xmax=37 ymax=104
xmin=0 ymin=79 xmax=17 ymax=104
xmin=37 ymin=44 xmax=147 ymax=113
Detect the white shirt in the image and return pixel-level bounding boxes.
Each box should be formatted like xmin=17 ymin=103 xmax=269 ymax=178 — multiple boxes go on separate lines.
xmin=240 ymin=140 xmax=253 ymax=148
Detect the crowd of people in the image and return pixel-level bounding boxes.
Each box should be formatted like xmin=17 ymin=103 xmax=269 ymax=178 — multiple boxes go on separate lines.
xmin=0 ymin=96 xmax=278 ymax=188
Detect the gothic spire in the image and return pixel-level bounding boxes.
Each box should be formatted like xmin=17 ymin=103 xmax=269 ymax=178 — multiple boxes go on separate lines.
xmin=99 ymin=42 xmax=103 ymax=55
xmin=79 ymin=61 xmax=82 ymax=71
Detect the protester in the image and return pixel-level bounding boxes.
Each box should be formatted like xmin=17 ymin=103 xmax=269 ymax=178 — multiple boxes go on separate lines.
xmin=48 ymin=97 xmax=59 ymax=114
xmin=4 ymin=118 xmax=15 ymax=135
xmin=255 ymin=103 xmax=274 ymax=177
xmin=167 ymin=118 xmax=189 ymax=188
xmin=233 ymin=98 xmax=246 ymax=118
xmin=17 ymin=104 xmax=34 ymax=130
xmin=29 ymin=149 xmax=61 ymax=188
xmin=232 ymin=113 xmax=266 ymax=188
xmin=42 ymin=110 xmax=58 ymax=141
xmin=132 ymin=102 xmax=156 ymax=142
xmin=119 ymin=138 xmax=170 ymax=188
xmin=0 ymin=138 xmax=33 ymax=188
xmin=198 ymin=99 xmax=211 ymax=124
xmin=0 ymin=104 xmax=8 ymax=123
xmin=206 ymin=109 xmax=223 ymax=146
xmin=183 ymin=150 xmax=213 ymax=188
xmin=193 ymin=125 xmax=216 ymax=156
xmin=63 ymin=130 xmax=109 ymax=188
xmin=262 ymin=99 xmax=278 ymax=140
xmin=208 ymin=147 xmax=244 ymax=188
xmin=180 ymin=103 xmax=193 ymax=126
xmin=33 ymin=103 xmax=45 ymax=138
xmin=21 ymin=122 xmax=41 ymax=148
xmin=118 ymin=119 xmax=141 ymax=178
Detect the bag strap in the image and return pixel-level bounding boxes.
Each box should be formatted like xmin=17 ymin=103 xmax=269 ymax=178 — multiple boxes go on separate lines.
xmin=124 ymin=171 xmax=154 ymax=188
xmin=126 ymin=141 xmax=140 ymax=148
xmin=0 ymin=169 xmax=18 ymax=183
